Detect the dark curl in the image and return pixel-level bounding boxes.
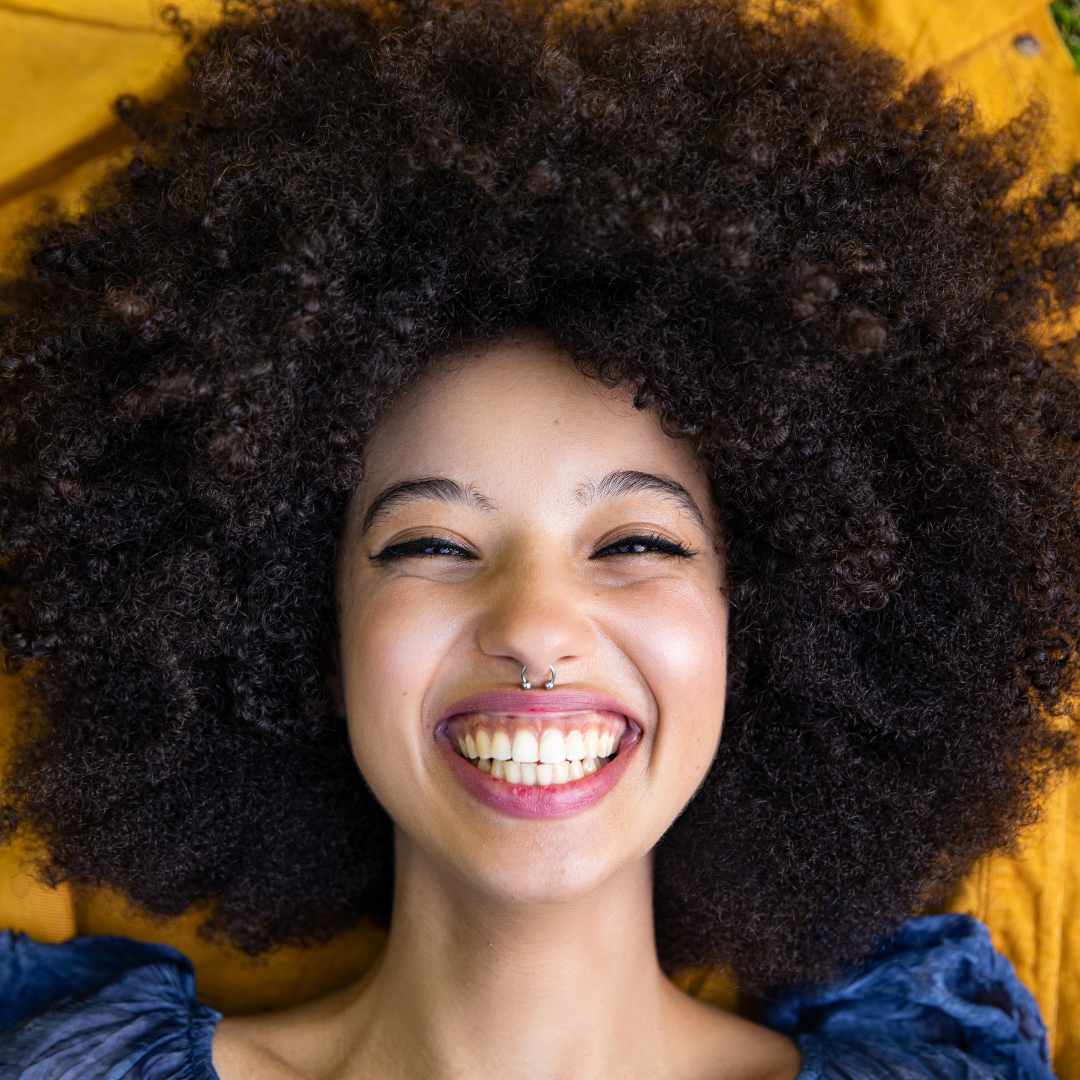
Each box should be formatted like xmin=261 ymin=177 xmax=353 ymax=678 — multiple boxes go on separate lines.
xmin=3 ymin=0 xmax=1080 ymax=1002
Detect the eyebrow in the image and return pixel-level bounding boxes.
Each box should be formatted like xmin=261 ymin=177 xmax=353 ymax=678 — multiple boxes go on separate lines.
xmin=359 ymin=469 xmax=708 ymax=536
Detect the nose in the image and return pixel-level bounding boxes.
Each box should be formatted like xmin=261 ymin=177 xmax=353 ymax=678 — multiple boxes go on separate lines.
xmin=475 ymin=550 xmax=595 ymax=684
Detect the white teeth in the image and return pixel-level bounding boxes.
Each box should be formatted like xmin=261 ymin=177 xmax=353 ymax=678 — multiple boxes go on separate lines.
xmin=491 ymin=730 xmax=512 ymax=760
xmin=511 ymin=730 xmax=539 ymax=763
xmin=466 ymin=724 xmax=624 ymax=765
xmin=564 ymin=730 xmax=585 ymax=761
xmin=448 ymin=714 xmax=630 ymax=786
xmin=484 ymin=755 xmax=606 ymax=785
xmin=475 ymin=728 xmax=492 ymax=760
xmin=585 ymin=729 xmax=600 ymax=758
xmin=538 ymin=729 xmax=565 ymax=764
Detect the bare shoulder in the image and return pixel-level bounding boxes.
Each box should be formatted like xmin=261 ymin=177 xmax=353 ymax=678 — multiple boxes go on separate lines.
xmin=688 ymin=1000 xmax=804 ymax=1080
xmin=212 ymin=1015 xmax=312 ymax=1080
xmin=716 ymin=1030 xmax=803 ymax=1080
xmin=752 ymin=1042 xmax=805 ymax=1080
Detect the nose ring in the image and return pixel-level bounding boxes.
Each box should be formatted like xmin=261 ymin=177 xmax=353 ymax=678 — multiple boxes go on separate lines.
xmin=520 ymin=664 xmax=556 ymax=690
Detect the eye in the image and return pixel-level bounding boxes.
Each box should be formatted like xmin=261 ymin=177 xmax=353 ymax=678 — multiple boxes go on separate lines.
xmin=596 ymin=533 xmax=696 ymax=559
xmin=370 ymin=532 xmax=696 ymax=562
xmin=371 ymin=536 xmax=476 ymax=561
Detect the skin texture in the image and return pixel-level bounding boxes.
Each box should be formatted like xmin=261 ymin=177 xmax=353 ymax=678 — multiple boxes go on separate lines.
xmin=213 ymin=328 xmax=801 ymax=1078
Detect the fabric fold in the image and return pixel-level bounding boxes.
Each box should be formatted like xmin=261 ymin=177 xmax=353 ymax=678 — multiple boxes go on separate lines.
xmin=762 ymin=913 xmax=1056 ymax=1079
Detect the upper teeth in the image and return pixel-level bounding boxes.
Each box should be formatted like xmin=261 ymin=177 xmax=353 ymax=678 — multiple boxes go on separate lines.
xmin=448 ymin=711 xmax=627 ymax=763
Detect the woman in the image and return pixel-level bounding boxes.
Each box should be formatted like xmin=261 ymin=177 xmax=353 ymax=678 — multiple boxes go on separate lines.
xmin=0 ymin=0 xmax=1077 ymax=1074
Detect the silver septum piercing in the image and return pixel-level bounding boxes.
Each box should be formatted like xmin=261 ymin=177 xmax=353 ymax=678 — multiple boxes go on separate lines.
xmin=520 ymin=665 xmax=556 ymax=690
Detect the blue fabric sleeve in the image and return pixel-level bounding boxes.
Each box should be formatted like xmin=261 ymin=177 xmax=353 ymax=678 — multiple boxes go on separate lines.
xmin=761 ymin=913 xmax=1058 ymax=1079
xmin=0 ymin=929 xmax=222 ymax=1079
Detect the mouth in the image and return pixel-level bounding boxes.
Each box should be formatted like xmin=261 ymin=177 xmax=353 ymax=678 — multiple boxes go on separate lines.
xmin=434 ymin=713 xmax=644 ymax=819
xmin=439 ymin=711 xmax=638 ymax=787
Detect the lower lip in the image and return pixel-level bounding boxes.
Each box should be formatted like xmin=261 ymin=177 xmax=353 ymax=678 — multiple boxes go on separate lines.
xmin=435 ymin=720 xmax=643 ymax=819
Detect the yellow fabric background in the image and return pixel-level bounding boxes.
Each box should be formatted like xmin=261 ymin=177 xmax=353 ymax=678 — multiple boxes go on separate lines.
xmin=1 ymin=0 xmax=1078 ymax=1073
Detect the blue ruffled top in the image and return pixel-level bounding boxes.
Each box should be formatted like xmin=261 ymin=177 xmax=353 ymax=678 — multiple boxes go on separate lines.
xmin=0 ymin=913 xmax=1058 ymax=1078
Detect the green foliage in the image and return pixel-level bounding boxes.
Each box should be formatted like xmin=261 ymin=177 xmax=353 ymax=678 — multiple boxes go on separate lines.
xmin=1051 ymin=0 xmax=1080 ymax=71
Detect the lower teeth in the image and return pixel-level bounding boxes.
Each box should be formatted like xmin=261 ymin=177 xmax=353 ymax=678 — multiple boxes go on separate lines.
xmin=463 ymin=754 xmax=616 ymax=786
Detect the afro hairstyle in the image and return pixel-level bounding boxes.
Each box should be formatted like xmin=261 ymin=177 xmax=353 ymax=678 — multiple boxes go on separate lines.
xmin=2 ymin=0 xmax=1080 ymax=1000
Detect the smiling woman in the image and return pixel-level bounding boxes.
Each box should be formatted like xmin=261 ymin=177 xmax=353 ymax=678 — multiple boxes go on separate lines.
xmin=1 ymin=0 xmax=1079 ymax=1076
xmin=334 ymin=330 xmax=730 ymax=848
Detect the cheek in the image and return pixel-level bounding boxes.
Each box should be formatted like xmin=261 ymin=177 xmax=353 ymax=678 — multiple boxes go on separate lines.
xmin=340 ymin=583 xmax=458 ymax=769
xmin=632 ymin=583 xmax=727 ymax=694
xmin=648 ymin=605 xmax=726 ymax=696
xmin=630 ymin=586 xmax=727 ymax=784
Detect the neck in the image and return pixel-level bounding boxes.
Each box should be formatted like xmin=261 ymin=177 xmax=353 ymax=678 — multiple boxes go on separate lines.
xmin=332 ymin=834 xmax=709 ymax=1080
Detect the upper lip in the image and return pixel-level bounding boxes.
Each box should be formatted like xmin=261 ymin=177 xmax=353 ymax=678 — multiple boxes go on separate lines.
xmin=436 ymin=689 xmax=644 ymax=735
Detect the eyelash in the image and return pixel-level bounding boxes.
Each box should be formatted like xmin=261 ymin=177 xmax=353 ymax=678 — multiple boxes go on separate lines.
xmin=372 ymin=532 xmax=696 ymax=563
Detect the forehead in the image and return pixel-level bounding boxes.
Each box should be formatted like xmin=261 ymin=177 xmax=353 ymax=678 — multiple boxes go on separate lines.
xmin=362 ymin=331 xmax=700 ymax=478
xmin=346 ymin=331 xmax=722 ymax=549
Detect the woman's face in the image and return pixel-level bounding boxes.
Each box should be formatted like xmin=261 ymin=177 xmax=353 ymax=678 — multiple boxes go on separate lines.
xmin=334 ymin=329 xmax=729 ymax=904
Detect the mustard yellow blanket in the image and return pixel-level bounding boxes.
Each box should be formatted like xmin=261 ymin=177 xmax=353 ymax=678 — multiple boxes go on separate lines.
xmin=1 ymin=0 xmax=1078 ymax=1073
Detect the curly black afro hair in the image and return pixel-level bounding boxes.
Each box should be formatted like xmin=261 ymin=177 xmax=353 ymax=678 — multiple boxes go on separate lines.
xmin=3 ymin=0 xmax=1080 ymax=1003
